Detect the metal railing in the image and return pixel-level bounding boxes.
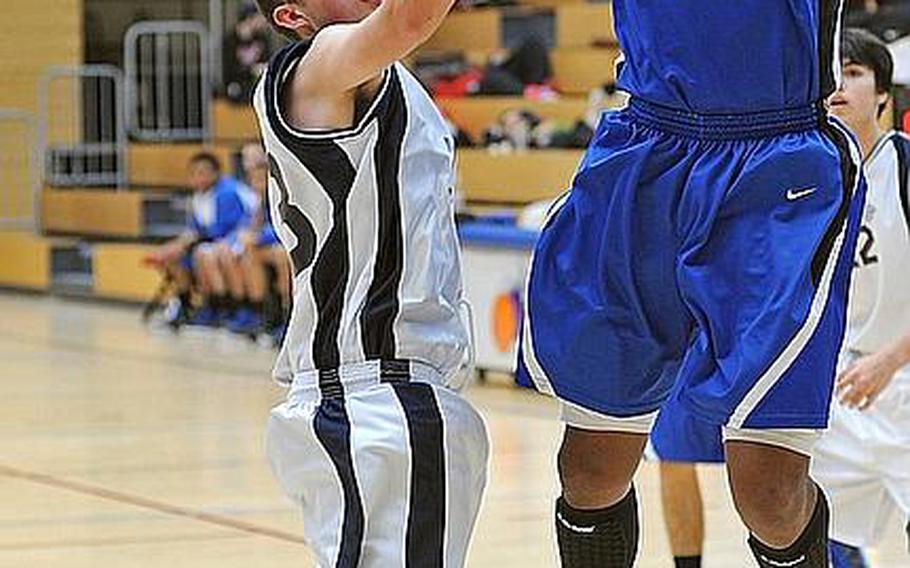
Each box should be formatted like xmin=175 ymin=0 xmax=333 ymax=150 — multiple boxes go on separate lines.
xmin=39 ymin=65 xmax=127 ymax=188
xmin=0 ymin=110 xmax=39 ymax=229
xmin=125 ymin=21 xmax=212 ymax=141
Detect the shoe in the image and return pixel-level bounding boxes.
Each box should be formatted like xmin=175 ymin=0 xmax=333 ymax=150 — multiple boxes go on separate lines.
xmin=227 ymin=307 xmax=262 ymax=336
xmin=187 ymin=306 xmax=220 ymax=327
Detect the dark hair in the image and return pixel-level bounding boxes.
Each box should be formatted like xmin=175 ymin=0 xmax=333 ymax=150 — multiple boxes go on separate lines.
xmin=252 ymin=0 xmax=302 ymax=40
xmin=842 ymin=28 xmax=893 ymax=116
xmin=189 ymin=152 xmax=222 ymax=173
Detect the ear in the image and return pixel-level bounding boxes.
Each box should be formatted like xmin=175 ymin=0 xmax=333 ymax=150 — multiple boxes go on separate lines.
xmin=877 ymin=90 xmax=891 ymax=111
xmin=272 ymin=3 xmax=314 ymax=34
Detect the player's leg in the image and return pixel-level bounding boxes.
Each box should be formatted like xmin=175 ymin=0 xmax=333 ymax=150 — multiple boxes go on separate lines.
xmin=811 ymin=364 xmax=889 ymax=567
xmin=726 ymin=440 xmax=829 ymax=564
xmin=659 ymin=462 xmax=704 ymax=568
xmin=518 ymin=109 xmax=695 ymax=567
xmin=555 ymin=428 xmax=646 ymax=568
xmin=650 ymin=382 xmax=725 ymax=567
xmin=267 ymin=372 xmax=487 ymax=567
xmin=672 ymin=115 xmax=865 ymax=567
xmin=236 ymin=245 xmax=266 ymax=331
xmin=193 ymin=245 xmax=229 ymax=324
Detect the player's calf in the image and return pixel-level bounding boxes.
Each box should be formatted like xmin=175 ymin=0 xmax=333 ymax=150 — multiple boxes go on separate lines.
xmin=727 ymin=441 xmax=828 ymax=567
xmin=747 ymin=488 xmax=829 ymax=568
xmin=556 ymin=429 xmax=646 ymax=567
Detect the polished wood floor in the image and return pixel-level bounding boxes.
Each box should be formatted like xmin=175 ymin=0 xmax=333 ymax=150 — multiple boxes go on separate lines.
xmin=0 ymin=293 xmax=905 ymax=567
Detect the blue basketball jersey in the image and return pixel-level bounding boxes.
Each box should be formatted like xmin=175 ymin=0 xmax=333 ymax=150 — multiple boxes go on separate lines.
xmin=613 ymin=0 xmax=844 ymax=113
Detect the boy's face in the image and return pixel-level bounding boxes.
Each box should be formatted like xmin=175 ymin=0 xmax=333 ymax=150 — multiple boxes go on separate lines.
xmin=828 ymin=60 xmax=886 ymax=131
xmin=188 ymin=162 xmax=219 ymax=193
xmin=288 ymin=0 xmax=379 ymax=31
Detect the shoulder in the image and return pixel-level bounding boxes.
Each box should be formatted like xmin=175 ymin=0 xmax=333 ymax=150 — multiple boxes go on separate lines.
xmin=890 ymin=131 xmax=910 ymax=154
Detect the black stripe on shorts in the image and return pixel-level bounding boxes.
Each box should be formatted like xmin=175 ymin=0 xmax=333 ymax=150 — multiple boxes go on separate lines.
xmin=313 ymin=397 xmax=365 ymax=568
xmin=812 ymin=118 xmax=858 ymax=287
xmin=392 ymin=382 xmax=446 ymax=568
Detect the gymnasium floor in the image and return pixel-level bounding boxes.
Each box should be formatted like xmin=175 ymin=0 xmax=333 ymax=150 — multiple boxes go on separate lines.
xmin=0 ymin=292 xmax=905 ymax=567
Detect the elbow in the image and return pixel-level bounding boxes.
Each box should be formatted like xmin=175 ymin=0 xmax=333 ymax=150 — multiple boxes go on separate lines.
xmin=391 ymin=3 xmax=449 ymax=43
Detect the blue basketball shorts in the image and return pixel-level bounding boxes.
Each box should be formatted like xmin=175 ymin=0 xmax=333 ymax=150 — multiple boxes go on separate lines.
xmin=517 ymin=99 xmax=866 ymax=430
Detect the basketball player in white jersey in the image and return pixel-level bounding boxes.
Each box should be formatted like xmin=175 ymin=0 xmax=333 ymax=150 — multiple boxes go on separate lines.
xmin=249 ymin=1 xmax=490 ymax=566
xmin=811 ymin=28 xmax=910 ymax=564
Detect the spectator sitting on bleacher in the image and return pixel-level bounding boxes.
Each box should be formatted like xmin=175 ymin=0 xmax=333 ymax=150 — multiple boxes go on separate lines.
xmin=154 ymin=152 xmax=253 ymax=328
xmin=215 ymin=143 xmax=291 ymax=340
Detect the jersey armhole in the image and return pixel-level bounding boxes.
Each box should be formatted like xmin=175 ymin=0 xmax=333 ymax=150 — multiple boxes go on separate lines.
xmin=891 ymin=133 xmax=910 ymax=236
xmin=265 ymin=42 xmax=394 ymax=142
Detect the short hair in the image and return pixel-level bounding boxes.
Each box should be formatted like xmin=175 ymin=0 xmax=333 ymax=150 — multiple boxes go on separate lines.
xmin=252 ymin=0 xmax=303 ymax=40
xmin=842 ymin=28 xmax=893 ymax=115
xmin=189 ymin=152 xmax=222 ymax=173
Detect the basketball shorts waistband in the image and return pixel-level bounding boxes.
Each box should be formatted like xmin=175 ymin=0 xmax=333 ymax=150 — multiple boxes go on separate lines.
xmin=287 ymin=359 xmax=447 ymax=404
xmin=628 ymin=98 xmax=822 ymax=140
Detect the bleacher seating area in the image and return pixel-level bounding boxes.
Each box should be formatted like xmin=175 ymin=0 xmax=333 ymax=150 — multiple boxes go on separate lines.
xmin=0 ymin=0 xmax=623 ymax=302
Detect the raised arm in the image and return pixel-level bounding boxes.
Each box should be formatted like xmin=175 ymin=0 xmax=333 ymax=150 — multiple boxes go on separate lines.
xmin=281 ymin=0 xmax=456 ymax=97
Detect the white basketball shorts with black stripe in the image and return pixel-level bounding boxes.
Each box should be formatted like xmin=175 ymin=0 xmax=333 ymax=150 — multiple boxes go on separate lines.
xmin=266 ymin=360 xmax=490 ymax=567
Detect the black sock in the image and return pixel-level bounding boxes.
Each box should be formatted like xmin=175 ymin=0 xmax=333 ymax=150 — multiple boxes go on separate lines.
xmin=748 ymin=485 xmax=829 ymax=568
xmin=555 ymin=485 xmax=639 ymax=568
xmin=674 ymin=555 xmax=702 ymax=568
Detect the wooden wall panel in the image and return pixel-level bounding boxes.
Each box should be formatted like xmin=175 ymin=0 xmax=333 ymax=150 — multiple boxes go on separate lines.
xmin=93 ymin=243 xmax=160 ymax=302
xmin=129 ymin=144 xmax=235 ymax=188
xmin=0 ymin=0 xmax=83 ymax=112
xmin=0 ymin=231 xmax=49 ymax=290
xmin=42 ymin=189 xmax=143 ymax=238
xmin=457 ymin=149 xmax=582 ymax=204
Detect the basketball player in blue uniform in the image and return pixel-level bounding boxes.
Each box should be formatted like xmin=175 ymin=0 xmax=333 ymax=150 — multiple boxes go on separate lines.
xmin=517 ymin=2 xmax=867 ymax=566
xmin=646 ymin=28 xmax=907 ymax=568
xmin=250 ymin=0 xmax=489 ymax=566
xmin=155 ymin=153 xmax=252 ymax=326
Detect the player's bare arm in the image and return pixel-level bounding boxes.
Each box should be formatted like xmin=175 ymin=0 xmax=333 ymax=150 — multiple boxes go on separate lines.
xmin=275 ymin=0 xmax=455 ymax=131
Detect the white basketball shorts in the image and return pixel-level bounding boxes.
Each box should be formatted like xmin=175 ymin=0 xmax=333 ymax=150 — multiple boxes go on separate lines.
xmin=812 ymin=355 xmax=910 ymax=547
xmin=266 ymin=362 xmax=490 ymax=567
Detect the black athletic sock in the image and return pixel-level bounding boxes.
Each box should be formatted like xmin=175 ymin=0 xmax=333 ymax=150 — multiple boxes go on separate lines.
xmin=249 ymin=299 xmax=264 ymax=315
xmin=555 ymin=485 xmax=639 ymax=568
xmin=748 ymin=485 xmax=829 ymax=568
xmin=674 ymin=555 xmax=702 ymax=568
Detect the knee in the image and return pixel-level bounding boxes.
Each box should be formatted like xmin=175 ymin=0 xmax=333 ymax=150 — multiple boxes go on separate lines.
xmin=557 ymin=430 xmax=643 ymax=507
xmin=728 ymin=466 xmax=814 ymax=542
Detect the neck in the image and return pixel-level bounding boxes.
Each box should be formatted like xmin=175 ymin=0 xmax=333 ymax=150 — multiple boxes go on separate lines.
xmin=854 ymin=119 xmax=884 ymax=161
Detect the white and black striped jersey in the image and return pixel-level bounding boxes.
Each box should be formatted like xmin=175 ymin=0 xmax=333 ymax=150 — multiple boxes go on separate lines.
xmin=846 ymin=131 xmax=910 ymax=355
xmin=252 ymin=41 xmax=469 ymax=388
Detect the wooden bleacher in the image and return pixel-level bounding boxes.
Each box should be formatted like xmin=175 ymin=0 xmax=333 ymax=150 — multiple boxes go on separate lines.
xmin=42 ymin=189 xmax=144 ymax=239
xmin=457 ymin=149 xmax=581 ymax=204
xmin=440 ymin=96 xmax=590 ymax=141
xmin=0 ymin=232 xmax=50 ymax=290
xmin=129 ymin=143 xmax=235 ymax=188
xmin=92 ymin=243 xmax=160 ymax=302
xmin=16 ymin=0 xmax=615 ymax=303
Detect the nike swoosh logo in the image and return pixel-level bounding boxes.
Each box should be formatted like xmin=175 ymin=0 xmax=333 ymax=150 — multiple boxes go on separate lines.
xmin=556 ymin=512 xmax=596 ymax=534
xmin=786 ymin=186 xmax=818 ymax=201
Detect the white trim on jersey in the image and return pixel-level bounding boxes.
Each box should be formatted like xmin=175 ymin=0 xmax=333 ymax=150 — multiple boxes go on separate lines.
xmin=728 ymin=117 xmax=862 ymax=429
xmin=271 ymin=51 xmax=393 ymax=142
xmin=520 ymin=190 xmax=572 ymax=398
